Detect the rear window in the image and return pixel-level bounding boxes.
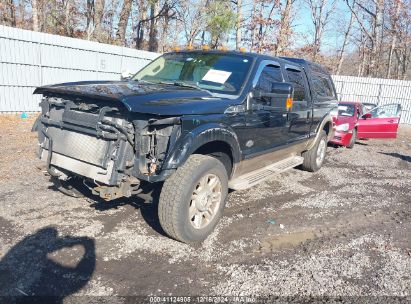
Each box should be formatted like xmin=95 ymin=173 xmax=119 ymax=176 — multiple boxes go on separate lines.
xmin=285 ymin=69 xmax=307 ymax=101
xmin=312 ymin=72 xmax=334 ymax=99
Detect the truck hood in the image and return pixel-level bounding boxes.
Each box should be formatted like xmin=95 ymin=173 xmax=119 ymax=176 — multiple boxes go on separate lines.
xmin=34 ymin=80 xmax=236 ymax=115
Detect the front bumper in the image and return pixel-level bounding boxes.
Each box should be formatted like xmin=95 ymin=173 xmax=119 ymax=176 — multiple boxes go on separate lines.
xmin=329 ymin=130 xmax=353 ymax=147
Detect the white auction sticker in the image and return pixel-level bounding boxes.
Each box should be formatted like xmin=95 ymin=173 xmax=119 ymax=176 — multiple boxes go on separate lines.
xmin=202 ymin=69 xmax=232 ymax=84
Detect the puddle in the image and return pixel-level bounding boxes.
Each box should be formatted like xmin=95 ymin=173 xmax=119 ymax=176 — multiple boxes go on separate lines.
xmin=258 ymin=230 xmax=316 ymax=253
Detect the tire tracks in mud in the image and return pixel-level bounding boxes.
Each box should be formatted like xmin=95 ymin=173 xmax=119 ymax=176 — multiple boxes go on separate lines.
xmin=224 ymin=207 xmax=410 ymax=264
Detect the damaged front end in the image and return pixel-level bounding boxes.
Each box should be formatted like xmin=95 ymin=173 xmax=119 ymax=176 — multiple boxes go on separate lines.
xmin=34 ymin=95 xmax=180 ymax=201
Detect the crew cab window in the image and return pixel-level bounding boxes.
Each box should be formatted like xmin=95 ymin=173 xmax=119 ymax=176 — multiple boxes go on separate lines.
xmin=285 ymin=69 xmax=307 ymax=101
xmin=312 ymin=72 xmax=334 ymax=98
xmin=254 ymin=65 xmax=283 ymax=106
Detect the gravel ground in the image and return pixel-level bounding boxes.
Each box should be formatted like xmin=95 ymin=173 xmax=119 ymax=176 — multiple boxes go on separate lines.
xmin=0 ymin=115 xmax=410 ymax=302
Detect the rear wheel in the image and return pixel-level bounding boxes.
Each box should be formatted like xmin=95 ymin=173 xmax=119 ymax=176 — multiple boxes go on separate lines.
xmin=347 ymin=128 xmax=357 ymax=149
xmin=158 ymin=154 xmax=228 ymax=243
xmin=301 ymin=130 xmax=327 ymax=172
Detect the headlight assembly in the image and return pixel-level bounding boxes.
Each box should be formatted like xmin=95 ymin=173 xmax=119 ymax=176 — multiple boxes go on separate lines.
xmin=335 ymin=123 xmax=350 ymax=132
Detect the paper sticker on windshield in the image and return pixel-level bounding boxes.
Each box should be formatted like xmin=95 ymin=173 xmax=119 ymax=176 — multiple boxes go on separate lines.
xmin=338 ymin=105 xmax=348 ymax=111
xmin=202 ymin=69 xmax=232 ymax=84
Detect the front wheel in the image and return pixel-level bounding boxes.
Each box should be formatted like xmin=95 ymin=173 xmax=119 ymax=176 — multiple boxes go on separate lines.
xmin=301 ymin=130 xmax=327 ymax=172
xmin=347 ymin=128 xmax=357 ymax=149
xmin=158 ymin=154 xmax=228 ymax=243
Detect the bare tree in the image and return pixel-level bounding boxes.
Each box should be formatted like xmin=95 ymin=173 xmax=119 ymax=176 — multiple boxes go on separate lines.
xmin=386 ymin=0 xmax=402 ymax=78
xmin=177 ymin=0 xmax=205 ymax=45
xmin=93 ymin=0 xmax=105 ymax=40
xmin=235 ymin=0 xmax=242 ymax=49
xmin=32 ymin=0 xmax=40 ymax=31
xmin=116 ymin=0 xmax=132 ymax=43
xmin=306 ymin=0 xmax=336 ymax=61
xmin=136 ymin=1 xmax=148 ymax=49
xmin=335 ymin=11 xmax=355 ymax=75
xmin=275 ymin=0 xmax=295 ymax=56
xmin=345 ymin=0 xmax=385 ymax=77
xmin=1 ymin=0 xmax=409 ymax=79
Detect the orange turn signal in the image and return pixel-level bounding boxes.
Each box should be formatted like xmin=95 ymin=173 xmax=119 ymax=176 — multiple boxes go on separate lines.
xmin=286 ymin=97 xmax=293 ymax=109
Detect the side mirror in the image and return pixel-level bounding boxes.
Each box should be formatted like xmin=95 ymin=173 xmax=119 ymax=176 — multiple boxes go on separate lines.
xmin=250 ymin=82 xmax=294 ymax=110
xmin=362 ymin=113 xmax=372 ymax=119
xmin=121 ymin=69 xmax=133 ymax=81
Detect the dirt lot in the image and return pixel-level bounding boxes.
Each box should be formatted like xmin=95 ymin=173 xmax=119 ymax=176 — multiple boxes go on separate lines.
xmin=0 ymin=115 xmax=410 ymax=301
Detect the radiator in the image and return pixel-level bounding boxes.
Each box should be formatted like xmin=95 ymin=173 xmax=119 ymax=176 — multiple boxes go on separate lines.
xmin=47 ymin=127 xmax=111 ymax=168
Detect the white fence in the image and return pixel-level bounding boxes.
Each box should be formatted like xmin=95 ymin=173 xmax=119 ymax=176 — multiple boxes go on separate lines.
xmin=0 ymin=25 xmax=159 ymax=112
xmin=1 ymin=26 xmax=410 ymax=123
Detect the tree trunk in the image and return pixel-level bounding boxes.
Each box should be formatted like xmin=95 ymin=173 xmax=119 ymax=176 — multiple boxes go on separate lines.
xmin=387 ymin=35 xmax=397 ymax=78
xmin=8 ymin=0 xmax=16 ymax=26
xmin=32 ymin=0 xmax=39 ymax=31
xmin=64 ymin=0 xmax=73 ymax=36
xmin=312 ymin=26 xmax=322 ymax=61
xmin=158 ymin=15 xmax=170 ymax=52
xmin=336 ymin=12 xmax=354 ymax=75
xmin=235 ymin=0 xmax=242 ymax=50
xmin=136 ymin=2 xmax=147 ymax=50
xmin=250 ymin=0 xmax=257 ymax=51
xmin=148 ymin=1 xmax=160 ymax=52
xmin=116 ymin=0 xmax=132 ymax=44
xmin=387 ymin=0 xmax=401 ymax=78
xmin=93 ymin=0 xmax=105 ymax=41
xmin=369 ymin=0 xmax=384 ymax=77
xmin=275 ymin=0 xmax=293 ymax=56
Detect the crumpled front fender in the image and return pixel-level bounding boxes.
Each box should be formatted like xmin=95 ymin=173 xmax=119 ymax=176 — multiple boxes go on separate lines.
xmin=162 ymin=122 xmax=242 ymax=170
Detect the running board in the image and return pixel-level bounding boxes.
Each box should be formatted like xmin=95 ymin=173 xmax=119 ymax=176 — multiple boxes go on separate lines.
xmin=229 ymin=156 xmax=304 ymax=190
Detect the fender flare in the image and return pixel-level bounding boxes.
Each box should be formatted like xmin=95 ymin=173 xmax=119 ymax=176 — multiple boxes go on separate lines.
xmin=306 ymin=114 xmax=334 ymax=151
xmin=162 ymin=123 xmax=242 ymax=170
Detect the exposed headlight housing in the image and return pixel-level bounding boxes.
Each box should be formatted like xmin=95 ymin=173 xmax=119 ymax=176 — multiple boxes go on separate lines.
xmin=335 ymin=123 xmax=350 ymax=132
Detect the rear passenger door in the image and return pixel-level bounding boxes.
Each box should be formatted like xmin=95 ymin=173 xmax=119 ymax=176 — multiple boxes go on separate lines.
xmin=310 ymin=69 xmax=338 ymax=135
xmin=284 ymin=65 xmax=312 ymax=143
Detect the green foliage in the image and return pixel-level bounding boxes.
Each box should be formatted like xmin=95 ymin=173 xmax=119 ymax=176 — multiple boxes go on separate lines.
xmin=205 ymin=0 xmax=236 ymax=47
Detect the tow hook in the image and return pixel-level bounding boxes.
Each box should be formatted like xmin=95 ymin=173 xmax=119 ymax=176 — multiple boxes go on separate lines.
xmin=92 ymin=179 xmax=141 ymax=201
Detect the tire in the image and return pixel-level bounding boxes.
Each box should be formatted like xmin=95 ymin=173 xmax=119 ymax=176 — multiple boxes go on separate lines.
xmin=158 ymin=154 xmax=228 ymax=243
xmin=301 ymin=130 xmax=327 ymax=172
xmin=347 ymin=128 xmax=357 ymax=149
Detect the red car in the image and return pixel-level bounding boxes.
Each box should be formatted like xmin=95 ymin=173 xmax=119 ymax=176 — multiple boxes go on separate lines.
xmin=330 ymin=102 xmax=402 ymax=148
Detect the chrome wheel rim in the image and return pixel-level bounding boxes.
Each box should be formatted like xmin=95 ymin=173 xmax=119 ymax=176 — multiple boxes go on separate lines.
xmin=316 ymin=138 xmax=326 ymax=167
xmin=189 ymin=174 xmax=222 ymax=230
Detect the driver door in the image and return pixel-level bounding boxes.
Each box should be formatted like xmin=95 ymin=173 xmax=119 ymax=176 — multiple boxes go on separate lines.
xmin=240 ymin=62 xmax=288 ymax=157
xmin=357 ymin=104 xmax=402 ymax=138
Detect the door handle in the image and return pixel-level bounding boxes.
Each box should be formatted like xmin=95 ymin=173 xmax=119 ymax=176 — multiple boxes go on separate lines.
xmin=387 ymin=119 xmax=396 ymax=123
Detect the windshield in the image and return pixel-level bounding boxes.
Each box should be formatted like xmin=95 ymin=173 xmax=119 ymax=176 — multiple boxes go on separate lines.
xmin=132 ymin=52 xmax=253 ymax=95
xmin=337 ymin=104 xmax=356 ymax=117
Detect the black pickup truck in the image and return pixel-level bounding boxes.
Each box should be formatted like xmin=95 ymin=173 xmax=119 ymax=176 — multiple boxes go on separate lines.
xmin=33 ymin=50 xmax=336 ymax=243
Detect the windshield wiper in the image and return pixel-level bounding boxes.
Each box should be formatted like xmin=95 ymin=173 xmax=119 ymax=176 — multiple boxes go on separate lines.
xmin=158 ymin=81 xmax=212 ymax=95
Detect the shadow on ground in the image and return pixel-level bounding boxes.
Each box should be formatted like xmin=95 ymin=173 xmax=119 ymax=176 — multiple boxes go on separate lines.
xmin=48 ymin=178 xmax=167 ymax=237
xmin=379 ymin=152 xmax=411 ymax=163
xmin=0 ymin=227 xmax=95 ymax=302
